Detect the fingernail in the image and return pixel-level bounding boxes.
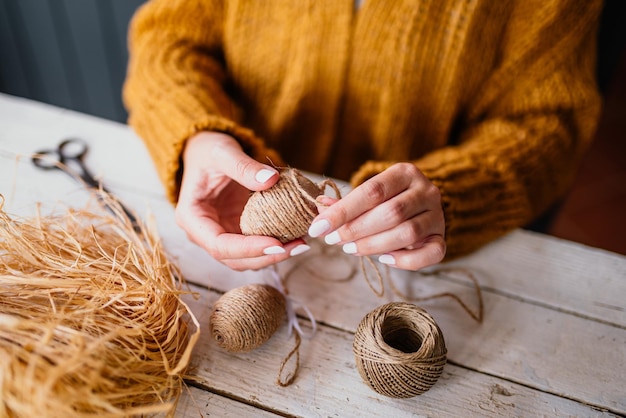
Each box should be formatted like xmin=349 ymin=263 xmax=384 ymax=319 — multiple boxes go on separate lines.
xmin=324 ymin=230 xmax=341 ymax=245
xmin=290 ymin=244 xmax=311 ymax=256
xmin=378 ymin=254 xmax=396 ymax=265
xmin=342 ymin=242 xmax=357 ymax=254
xmin=308 ymin=219 xmax=330 ymax=237
xmin=316 ymin=195 xmax=335 ymax=206
xmin=263 ymin=246 xmax=285 ymax=255
xmin=255 ymin=168 xmax=278 ymax=184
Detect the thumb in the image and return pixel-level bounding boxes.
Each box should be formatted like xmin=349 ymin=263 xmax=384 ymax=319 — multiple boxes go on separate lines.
xmin=192 ymin=132 xmax=280 ymax=191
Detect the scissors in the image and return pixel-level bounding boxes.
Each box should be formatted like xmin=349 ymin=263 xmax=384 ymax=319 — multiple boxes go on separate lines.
xmin=32 ymin=138 xmax=140 ymax=231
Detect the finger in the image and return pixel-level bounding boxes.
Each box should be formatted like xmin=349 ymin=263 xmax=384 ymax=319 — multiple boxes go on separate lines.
xmin=378 ymin=235 xmax=446 ymax=271
xmin=183 ymin=220 xmax=312 ymax=270
xmin=183 ymin=217 xmax=301 ymax=260
xmin=186 ymin=132 xmax=279 ymax=191
xmin=205 ymin=134 xmax=279 ymax=191
xmin=219 ymin=252 xmax=287 ymax=272
xmin=175 ymin=201 xmax=281 ymax=255
xmin=324 ymin=189 xmax=429 ymax=245
xmin=206 ymin=233 xmax=288 ymax=260
xmin=214 ymin=236 xmax=310 ymax=261
xmin=221 ymin=257 xmax=280 ymax=272
xmin=308 ymin=163 xmax=416 ymax=238
xmin=181 ymin=212 xmax=310 ymax=263
xmin=315 ymin=195 xmax=339 ymax=215
xmin=214 ymin=240 xmax=311 ymax=272
xmin=340 ymin=210 xmax=444 ymax=256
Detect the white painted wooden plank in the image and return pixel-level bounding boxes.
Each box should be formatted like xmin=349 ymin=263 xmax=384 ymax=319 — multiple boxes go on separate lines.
xmin=2 ymin=93 xmax=625 ymax=415
xmin=117 ymin=214 xmax=625 ymax=416
xmin=444 ymin=229 xmax=626 ymax=327
xmin=179 ymin=286 xmax=618 ymax=418
xmin=177 ymin=385 xmax=282 ymax=417
xmin=171 ymin=251 xmax=626 ymax=415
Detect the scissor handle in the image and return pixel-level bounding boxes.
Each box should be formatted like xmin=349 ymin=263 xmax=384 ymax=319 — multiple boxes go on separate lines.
xmin=32 ymin=149 xmax=62 ymax=170
xmin=32 ymin=138 xmax=89 ymax=170
xmin=57 ymin=138 xmax=88 ymax=160
xmin=31 ymin=138 xmax=141 ymax=232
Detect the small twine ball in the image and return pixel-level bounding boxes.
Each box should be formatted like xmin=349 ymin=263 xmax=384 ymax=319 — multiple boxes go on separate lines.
xmin=352 ymin=302 xmax=447 ymax=398
xmin=240 ymin=168 xmax=322 ymax=243
xmin=210 ymin=284 xmax=286 ymax=352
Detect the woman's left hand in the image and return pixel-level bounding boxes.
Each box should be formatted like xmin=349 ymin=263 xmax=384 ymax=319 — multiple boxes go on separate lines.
xmin=308 ymin=162 xmax=446 ymax=271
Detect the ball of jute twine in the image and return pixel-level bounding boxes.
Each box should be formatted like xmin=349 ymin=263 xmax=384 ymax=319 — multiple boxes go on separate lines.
xmin=210 ymin=283 xmax=286 ymax=352
xmin=209 ymin=277 xmax=309 ymax=387
xmin=240 ymin=168 xmax=340 ymax=243
xmin=353 ymin=302 xmax=447 ymax=398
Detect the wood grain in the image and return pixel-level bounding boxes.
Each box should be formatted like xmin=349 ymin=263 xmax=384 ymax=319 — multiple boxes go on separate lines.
xmin=1 ymin=94 xmax=624 ymax=417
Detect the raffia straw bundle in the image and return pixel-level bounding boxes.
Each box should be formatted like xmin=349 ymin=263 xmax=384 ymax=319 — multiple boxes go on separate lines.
xmin=353 ymin=302 xmax=447 ymax=398
xmin=240 ymin=168 xmax=339 ymax=243
xmin=0 ymin=195 xmax=199 ymax=417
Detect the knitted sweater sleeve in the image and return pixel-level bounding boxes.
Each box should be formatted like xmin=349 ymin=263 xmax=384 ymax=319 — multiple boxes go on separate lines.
xmin=351 ymin=1 xmax=603 ymax=259
xmin=123 ymin=0 xmax=282 ymax=203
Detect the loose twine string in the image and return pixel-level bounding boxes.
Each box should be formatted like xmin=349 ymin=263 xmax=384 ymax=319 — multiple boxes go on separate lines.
xmin=359 ymin=257 xmax=484 ymax=323
xmin=227 ymin=168 xmax=483 ymax=395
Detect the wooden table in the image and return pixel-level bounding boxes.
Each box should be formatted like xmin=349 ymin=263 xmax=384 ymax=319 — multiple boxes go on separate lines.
xmin=1 ymin=93 xmax=624 ymax=417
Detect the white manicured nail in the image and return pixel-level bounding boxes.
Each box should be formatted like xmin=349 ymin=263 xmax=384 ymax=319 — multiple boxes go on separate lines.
xmin=324 ymin=230 xmax=341 ymax=245
xmin=342 ymin=242 xmax=357 ymax=254
xmin=378 ymin=254 xmax=396 ymax=265
xmin=308 ymin=219 xmax=330 ymax=238
xmin=290 ymin=244 xmax=311 ymax=256
xmin=255 ymin=168 xmax=278 ymax=183
xmin=263 ymin=246 xmax=285 ymax=255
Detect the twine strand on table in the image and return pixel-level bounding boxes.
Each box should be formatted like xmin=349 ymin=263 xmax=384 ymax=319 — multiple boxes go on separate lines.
xmin=268 ymin=265 xmax=317 ymax=387
xmin=269 ymin=265 xmax=317 ymax=340
xmin=390 ymin=266 xmax=484 ymax=323
xmin=360 ymin=256 xmax=484 ymax=323
xmin=281 ymin=240 xmax=360 ymax=287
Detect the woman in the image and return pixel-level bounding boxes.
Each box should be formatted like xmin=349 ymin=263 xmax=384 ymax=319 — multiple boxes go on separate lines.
xmin=124 ymin=0 xmax=602 ymax=271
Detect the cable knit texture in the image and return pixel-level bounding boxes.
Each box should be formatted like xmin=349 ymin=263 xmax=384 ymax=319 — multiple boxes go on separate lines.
xmin=124 ymin=0 xmax=602 ymax=259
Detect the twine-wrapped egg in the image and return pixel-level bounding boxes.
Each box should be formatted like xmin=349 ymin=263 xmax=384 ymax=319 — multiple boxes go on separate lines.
xmin=353 ymin=302 xmax=447 ymax=398
xmin=240 ymin=168 xmax=322 ymax=243
xmin=210 ymin=284 xmax=286 ymax=352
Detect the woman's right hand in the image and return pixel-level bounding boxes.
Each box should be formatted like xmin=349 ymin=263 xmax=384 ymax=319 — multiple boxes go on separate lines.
xmin=175 ymin=131 xmax=310 ymax=271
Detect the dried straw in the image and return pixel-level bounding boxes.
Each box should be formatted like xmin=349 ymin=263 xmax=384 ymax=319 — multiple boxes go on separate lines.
xmin=0 ymin=194 xmax=199 ymax=417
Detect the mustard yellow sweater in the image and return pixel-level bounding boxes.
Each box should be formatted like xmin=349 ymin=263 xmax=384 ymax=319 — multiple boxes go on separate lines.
xmin=123 ymin=0 xmax=602 ymax=259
